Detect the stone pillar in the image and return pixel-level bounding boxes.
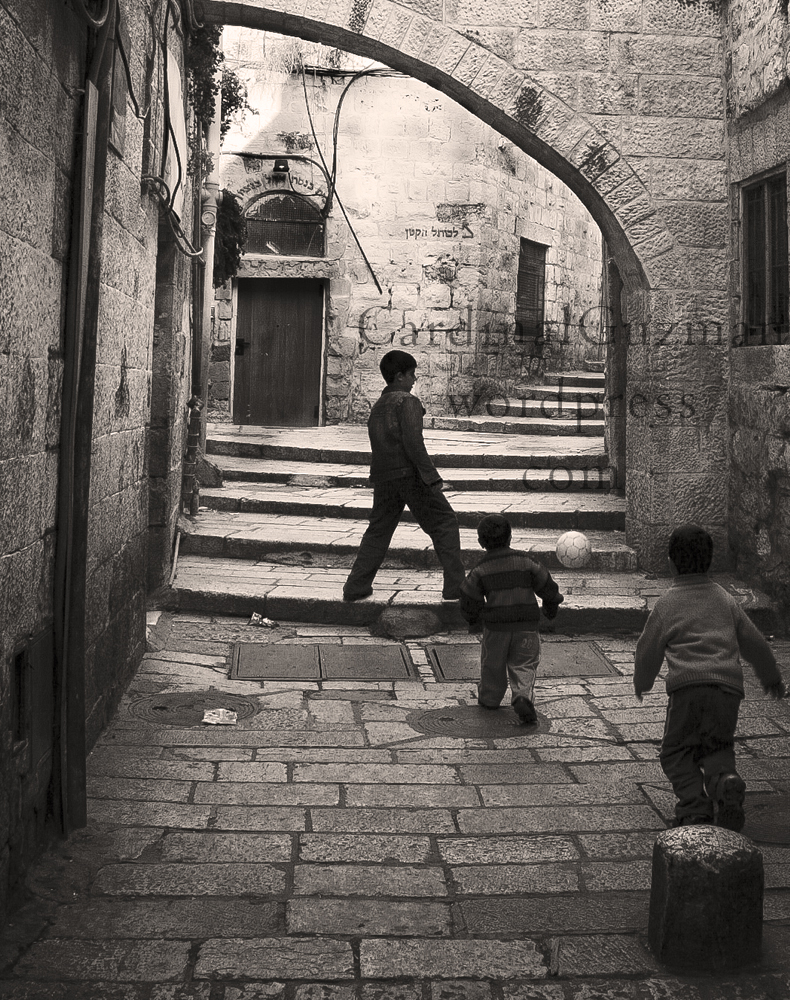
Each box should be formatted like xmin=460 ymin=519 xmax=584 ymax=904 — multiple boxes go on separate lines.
xmin=648 ymin=826 xmax=763 ymax=970
xmin=623 ymin=284 xmax=731 ymax=573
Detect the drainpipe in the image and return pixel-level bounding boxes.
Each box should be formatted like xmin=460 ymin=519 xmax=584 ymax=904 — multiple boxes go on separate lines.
xmin=53 ymin=0 xmax=117 ymax=833
xmin=197 ymin=68 xmax=223 ymax=454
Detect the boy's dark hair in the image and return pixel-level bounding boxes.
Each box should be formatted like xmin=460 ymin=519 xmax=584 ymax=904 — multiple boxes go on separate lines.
xmin=478 ymin=514 xmax=512 ymax=550
xmin=380 ymin=350 xmax=417 ymax=383
xmin=668 ymin=523 xmax=713 ymax=575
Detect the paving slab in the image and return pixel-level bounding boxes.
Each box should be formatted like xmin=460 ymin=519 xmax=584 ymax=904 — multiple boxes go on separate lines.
xmin=549 ymin=934 xmax=658 ymax=976
xmin=13 ymin=939 xmax=190 ymax=981
xmin=194 ymin=938 xmax=354 ymax=980
xmin=287 ymin=899 xmax=453 ymax=936
xmin=45 ymin=899 xmax=283 ymax=938
xmin=359 ymin=939 xmax=547 ymax=979
xmin=298 ymin=834 xmax=433 ymax=863
xmin=92 ymin=863 xmax=288 ymax=896
xmin=459 ymin=893 xmax=652 ymax=935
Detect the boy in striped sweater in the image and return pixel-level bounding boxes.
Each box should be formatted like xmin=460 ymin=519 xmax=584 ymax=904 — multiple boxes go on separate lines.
xmin=460 ymin=514 xmax=564 ymax=723
xmin=634 ymin=523 xmax=786 ymax=831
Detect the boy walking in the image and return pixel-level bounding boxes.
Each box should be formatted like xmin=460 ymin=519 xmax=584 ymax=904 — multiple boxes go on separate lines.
xmin=343 ymin=350 xmax=465 ymax=602
xmin=459 ymin=514 xmax=564 ymax=722
xmin=634 ymin=523 xmax=786 ymax=831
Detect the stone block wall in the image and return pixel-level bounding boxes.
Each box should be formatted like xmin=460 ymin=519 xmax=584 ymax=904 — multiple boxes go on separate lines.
xmin=726 ymin=0 xmax=790 ymax=117
xmin=211 ymin=49 xmax=603 ymax=423
xmin=725 ymin=0 xmax=790 ymax=614
xmin=0 ymin=0 xmax=193 ymax=918
xmin=0 ymin=0 xmax=86 ymax=918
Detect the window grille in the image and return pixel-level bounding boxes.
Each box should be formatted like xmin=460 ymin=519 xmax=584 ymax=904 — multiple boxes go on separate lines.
xmin=245 ymin=192 xmax=325 ymax=257
xmin=516 ymin=238 xmax=547 ymax=343
xmin=742 ymin=174 xmax=788 ymax=345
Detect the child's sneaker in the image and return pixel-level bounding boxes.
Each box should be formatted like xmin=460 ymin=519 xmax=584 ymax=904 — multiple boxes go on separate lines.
xmin=714 ymin=773 xmax=746 ymax=832
xmin=512 ymin=696 xmax=537 ymax=724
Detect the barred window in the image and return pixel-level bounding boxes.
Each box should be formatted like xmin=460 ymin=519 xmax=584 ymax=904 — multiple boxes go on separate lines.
xmin=742 ymin=174 xmax=788 ymax=345
xmin=245 ymin=192 xmax=325 ymax=257
xmin=516 ymin=238 xmax=547 ymax=341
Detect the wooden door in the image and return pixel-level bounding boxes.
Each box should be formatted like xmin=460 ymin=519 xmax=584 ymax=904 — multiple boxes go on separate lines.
xmin=233 ymin=278 xmax=324 ymax=426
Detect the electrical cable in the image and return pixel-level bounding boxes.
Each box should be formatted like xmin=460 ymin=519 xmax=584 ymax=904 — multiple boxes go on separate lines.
xmin=162 ymin=1 xmax=185 ymax=214
xmin=142 ymin=174 xmax=205 ymax=257
xmin=300 ymin=63 xmax=383 ymax=294
xmin=87 ymin=0 xmax=116 ymax=88
xmin=181 ymin=0 xmax=202 ymax=31
xmin=115 ymin=22 xmax=151 ymax=120
xmin=300 ymin=63 xmax=335 ymax=214
xmin=329 ymin=67 xmax=382 ymax=194
xmin=73 ymin=0 xmax=112 ymax=29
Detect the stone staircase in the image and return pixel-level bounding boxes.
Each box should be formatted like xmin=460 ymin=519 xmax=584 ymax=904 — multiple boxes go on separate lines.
xmin=163 ymin=370 xmax=775 ymax=633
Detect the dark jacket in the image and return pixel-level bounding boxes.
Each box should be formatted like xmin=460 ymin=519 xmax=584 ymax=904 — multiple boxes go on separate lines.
xmin=368 ymin=385 xmax=441 ymax=486
xmin=460 ymin=546 xmax=564 ymax=631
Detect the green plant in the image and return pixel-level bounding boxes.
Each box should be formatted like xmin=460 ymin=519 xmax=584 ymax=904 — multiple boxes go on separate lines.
xmin=186 ymin=26 xmax=249 ymax=174
xmin=221 ymin=67 xmax=251 ymax=139
xmin=213 ymin=190 xmax=247 ymax=287
xmin=187 ymin=24 xmax=223 ymax=134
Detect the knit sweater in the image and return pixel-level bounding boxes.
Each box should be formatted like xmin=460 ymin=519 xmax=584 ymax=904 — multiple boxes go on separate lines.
xmin=633 ymin=574 xmax=781 ymax=697
xmin=459 ymin=547 xmax=564 ymax=631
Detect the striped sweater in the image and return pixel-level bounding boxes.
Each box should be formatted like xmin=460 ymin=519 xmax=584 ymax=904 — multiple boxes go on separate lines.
xmin=459 ymin=547 xmax=564 ymax=631
xmin=633 ymin=574 xmax=781 ymax=697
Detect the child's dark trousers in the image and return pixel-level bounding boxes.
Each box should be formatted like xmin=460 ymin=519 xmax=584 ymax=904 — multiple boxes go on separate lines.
xmin=343 ymin=476 xmax=465 ymax=599
xmin=659 ymin=683 xmax=741 ymax=823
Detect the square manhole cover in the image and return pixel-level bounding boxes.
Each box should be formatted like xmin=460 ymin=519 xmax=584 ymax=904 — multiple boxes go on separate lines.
xmin=231 ymin=644 xmax=320 ymax=680
xmin=320 ymin=645 xmax=412 ymax=679
xmin=231 ymin=643 xmax=414 ymax=679
xmin=428 ymin=641 xmax=616 ymax=681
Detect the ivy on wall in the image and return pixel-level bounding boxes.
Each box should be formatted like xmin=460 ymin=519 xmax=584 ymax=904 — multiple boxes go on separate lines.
xmin=214 ymin=191 xmax=247 ymax=287
xmin=186 ymin=25 xmax=251 ymax=175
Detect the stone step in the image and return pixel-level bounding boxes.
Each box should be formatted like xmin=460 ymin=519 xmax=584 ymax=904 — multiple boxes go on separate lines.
xmin=198 ymin=484 xmax=626 ymax=530
xmin=526 ymin=383 xmax=605 ymax=402
xmin=545 ymin=370 xmax=605 ymax=388
xmin=207 ymin=425 xmax=608 ymax=469
xmin=211 ymin=456 xmax=614 ymax=492
xmin=584 ymin=359 xmax=606 ymax=373
xmin=164 ymin=557 xmax=777 ymax=633
xmin=426 ymin=414 xmax=605 ymax=436
xmin=462 ymin=398 xmax=604 ymax=420
xmin=179 ymin=511 xmax=636 ymax=572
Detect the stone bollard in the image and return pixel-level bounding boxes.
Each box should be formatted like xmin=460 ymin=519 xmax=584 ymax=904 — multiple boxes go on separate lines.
xmin=648 ymin=825 xmax=763 ymax=970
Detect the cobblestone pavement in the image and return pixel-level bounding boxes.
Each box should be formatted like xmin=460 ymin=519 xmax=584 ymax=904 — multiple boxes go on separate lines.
xmin=1 ymin=615 xmax=788 ymax=1000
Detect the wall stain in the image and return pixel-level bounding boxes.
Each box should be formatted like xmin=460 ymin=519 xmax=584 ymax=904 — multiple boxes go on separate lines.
xmin=579 ymin=142 xmax=613 ymax=179
xmin=515 ymin=86 xmax=544 ymax=131
xmin=436 ymin=203 xmax=487 ymax=223
xmin=276 ymin=132 xmax=313 ymax=152
xmin=348 ymin=0 xmax=373 ymax=33
xmin=17 ymin=357 xmax=35 ymax=442
xmin=115 ymin=347 xmax=130 ymax=419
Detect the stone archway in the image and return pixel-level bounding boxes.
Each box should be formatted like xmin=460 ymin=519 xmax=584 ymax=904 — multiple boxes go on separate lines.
xmin=196 ymin=0 xmax=730 ymax=571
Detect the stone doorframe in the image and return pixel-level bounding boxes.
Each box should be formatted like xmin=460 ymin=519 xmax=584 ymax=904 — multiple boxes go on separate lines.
xmin=197 ymin=0 xmax=730 ymax=571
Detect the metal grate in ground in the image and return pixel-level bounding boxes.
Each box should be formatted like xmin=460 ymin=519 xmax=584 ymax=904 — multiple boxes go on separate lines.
xmin=230 ymin=642 xmax=414 ymax=680
xmin=427 ymin=640 xmax=617 ymax=681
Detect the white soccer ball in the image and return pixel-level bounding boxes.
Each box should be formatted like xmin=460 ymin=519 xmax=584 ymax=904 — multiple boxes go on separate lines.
xmin=556 ymin=530 xmax=592 ymax=569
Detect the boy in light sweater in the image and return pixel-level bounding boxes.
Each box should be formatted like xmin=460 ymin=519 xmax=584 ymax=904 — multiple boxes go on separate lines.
xmin=634 ymin=524 xmax=786 ymax=831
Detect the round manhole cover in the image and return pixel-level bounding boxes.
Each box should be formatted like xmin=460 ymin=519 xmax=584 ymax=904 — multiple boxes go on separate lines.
xmin=406 ymin=704 xmax=550 ymax=739
xmin=129 ymin=692 xmax=259 ymax=727
xmin=742 ymin=794 xmax=790 ymax=844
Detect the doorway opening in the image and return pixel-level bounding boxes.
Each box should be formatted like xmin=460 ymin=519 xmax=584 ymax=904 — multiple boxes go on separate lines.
xmin=232 ymin=277 xmax=325 ymax=426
